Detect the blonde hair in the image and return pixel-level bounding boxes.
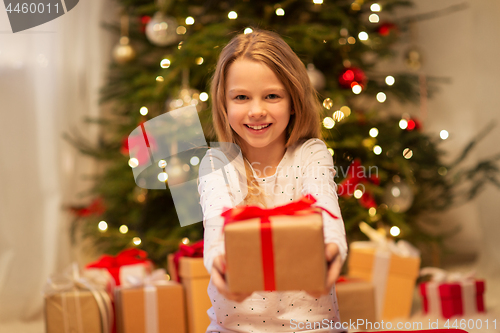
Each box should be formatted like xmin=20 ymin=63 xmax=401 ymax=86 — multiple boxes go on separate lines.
xmin=210 ymin=29 xmax=322 ymax=206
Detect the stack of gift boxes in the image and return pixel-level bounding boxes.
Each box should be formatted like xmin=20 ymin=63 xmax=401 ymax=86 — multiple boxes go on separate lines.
xmin=44 ymin=247 xmax=212 ymax=333
xmin=44 ymin=196 xmax=487 ymax=332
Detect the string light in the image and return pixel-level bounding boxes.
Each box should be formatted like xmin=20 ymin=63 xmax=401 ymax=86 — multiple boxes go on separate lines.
xmin=373 ymin=145 xmax=382 ymax=155
xmin=347 ymin=37 xmax=356 ymax=44
xmin=390 ymin=226 xmax=400 ymax=237
xmin=133 ymin=237 xmax=141 ymax=245
xmin=340 ymin=106 xmax=351 ymax=117
xmin=391 ymin=186 xmax=401 ymax=197
xmin=140 ymin=106 xmax=148 ymax=116
xmin=244 ymin=28 xmax=253 ymax=34
xmin=403 ymin=148 xmax=413 ymax=159
xmin=358 ymin=32 xmax=369 ymax=41
xmin=156 ymin=76 xmax=164 ymax=82
xmin=199 ymin=92 xmax=209 ymax=101
xmin=438 ymin=167 xmax=447 ymax=176
xmin=376 ymin=92 xmax=387 ymax=103
xmin=327 ymin=148 xmax=334 ymax=156
xmin=160 ymin=59 xmax=171 ymax=68
xmin=129 ymin=158 xmax=139 ymax=168
xmin=368 ymin=207 xmax=377 ymax=216
xmin=332 ymin=110 xmax=345 ymax=122
xmin=369 ymin=14 xmax=379 ymax=23
xmin=185 ymin=17 xmax=195 ymax=25
xmin=440 ymin=130 xmax=449 ymax=140
xmin=182 ymin=237 xmax=190 ymax=244
xmin=158 ymin=160 xmax=167 ymax=168
xmin=98 ymin=221 xmax=108 ymax=232
xmin=323 ymin=117 xmax=335 ymax=129
xmin=323 ymin=98 xmax=333 ymax=110
xmin=228 ymin=11 xmax=238 ymax=19
xmin=371 ymin=3 xmax=381 ymax=12
xmin=195 ymin=57 xmax=204 ymax=65
xmin=369 ymin=127 xmax=379 ymax=137
xmin=119 ymin=225 xmax=129 ymax=234
xmin=276 ymin=8 xmax=285 ymax=16
xmin=313 ymin=0 xmax=323 ymax=3
xmin=182 ymin=164 xmax=190 ymax=172
xmin=399 ymin=119 xmax=408 ymax=130
xmin=190 ymin=156 xmax=200 ymax=166
xmin=176 ymin=26 xmax=187 ymax=35
xmin=385 ymin=76 xmax=395 ymax=86
xmin=354 ymin=189 xmax=363 ymax=199
xmin=352 ymin=84 xmax=362 ymax=94
xmin=158 ymin=172 xmax=168 ymax=182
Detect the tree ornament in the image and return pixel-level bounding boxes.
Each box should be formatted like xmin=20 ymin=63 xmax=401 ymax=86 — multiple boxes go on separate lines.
xmin=113 ymin=15 xmax=136 ymax=64
xmin=113 ymin=37 xmax=136 ymax=64
xmin=166 ymin=69 xmax=205 ymax=112
xmin=338 ymin=67 xmax=366 ymax=89
xmin=383 ymin=180 xmax=414 ymax=212
xmin=145 ymin=12 xmax=178 ymax=46
xmin=377 ymin=22 xmax=397 ymax=36
xmin=405 ymin=47 xmax=423 ymax=70
xmin=306 ymin=63 xmax=325 ymax=91
xmin=140 ymin=15 xmax=151 ymax=33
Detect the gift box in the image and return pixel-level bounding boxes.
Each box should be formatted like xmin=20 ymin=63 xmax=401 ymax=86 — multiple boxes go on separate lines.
xmin=419 ymin=268 xmax=485 ymax=318
xmin=114 ymin=269 xmax=187 ymax=333
xmin=348 ymin=233 xmax=421 ymax=320
xmin=335 ymin=276 xmax=376 ymax=327
xmin=86 ymin=248 xmax=153 ymax=287
xmin=223 ymin=195 xmax=337 ymax=293
xmin=44 ymin=264 xmax=113 ymax=333
xmin=179 ymin=257 xmax=212 ymax=333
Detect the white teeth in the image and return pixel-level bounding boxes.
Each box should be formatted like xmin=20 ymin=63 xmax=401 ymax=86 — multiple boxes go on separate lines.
xmin=247 ymin=124 xmax=270 ymax=130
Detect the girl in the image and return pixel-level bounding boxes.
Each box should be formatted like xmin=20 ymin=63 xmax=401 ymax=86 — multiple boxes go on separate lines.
xmin=199 ymin=29 xmax=347 ymax=333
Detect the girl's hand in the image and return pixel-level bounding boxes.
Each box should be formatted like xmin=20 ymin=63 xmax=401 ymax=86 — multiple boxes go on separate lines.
xmin=306 ymin=242 xmax=343 ymax=298
xmin=212 ymin=255 xmax=253 ymax=303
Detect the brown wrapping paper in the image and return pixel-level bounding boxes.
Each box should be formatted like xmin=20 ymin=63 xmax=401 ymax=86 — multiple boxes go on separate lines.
xmin=115 ymin=282 xmax=186 ymax=333
xmin=45 ymin=290 xmax=103 ymax=333
xmin=179 ymin=257 xmax=212 ymax=333
xmin=336 ymin=278 xmax=376 ymax=328
xmin=225 ymin=213 xmax=326 ymax=293
xmin=348 ymin=246 xmax=420 ymax=320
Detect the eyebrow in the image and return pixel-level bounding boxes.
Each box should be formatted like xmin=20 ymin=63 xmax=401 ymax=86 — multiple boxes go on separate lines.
xmin=228 ymin=88 xmax=287 ymax=94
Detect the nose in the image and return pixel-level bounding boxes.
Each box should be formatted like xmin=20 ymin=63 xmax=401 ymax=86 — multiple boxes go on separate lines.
xmin=248 ymin=100 xmax=267 ymax=118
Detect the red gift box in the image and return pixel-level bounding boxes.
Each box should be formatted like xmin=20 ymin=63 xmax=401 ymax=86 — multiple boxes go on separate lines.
xmin=419 ymin=279 xmax=485 ymax=318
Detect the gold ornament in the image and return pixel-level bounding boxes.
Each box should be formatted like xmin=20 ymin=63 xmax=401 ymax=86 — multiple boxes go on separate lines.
xmin=405 ymin=47 xmax=423 ymax=70
xmin=113 ymin=36 xmax=136 ymax=64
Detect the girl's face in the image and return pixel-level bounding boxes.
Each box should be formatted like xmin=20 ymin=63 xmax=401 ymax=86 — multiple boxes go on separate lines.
xmin=225 ymin=59 xmax=292 ymax=154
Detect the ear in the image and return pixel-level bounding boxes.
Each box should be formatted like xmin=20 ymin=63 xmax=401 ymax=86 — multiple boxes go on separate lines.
xmin=290 ymin=109 xmax=295 ymax=115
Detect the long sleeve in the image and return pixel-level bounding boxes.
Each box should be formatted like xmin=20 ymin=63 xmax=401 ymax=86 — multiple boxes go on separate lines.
xmin=198 ymin=148 xmax=246 ymax=274
xmin=300 ymin=138 xmax=348 ymax=263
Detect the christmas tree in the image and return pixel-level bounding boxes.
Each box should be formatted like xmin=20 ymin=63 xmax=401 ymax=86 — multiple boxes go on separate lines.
xmin=67 ymin=0 xmax=499 ymax=266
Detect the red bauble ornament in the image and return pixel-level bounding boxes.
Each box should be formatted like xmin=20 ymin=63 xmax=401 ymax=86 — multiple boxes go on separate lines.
xmin=140 ymin=15 xmax=151 ymax=33
xmin=69 ymin=197 xmax=105 ymax=217
xmin=338 ymin=67 xmax=367 ymax=89
xmin=377 ymin=22 xmax=398 ymax=36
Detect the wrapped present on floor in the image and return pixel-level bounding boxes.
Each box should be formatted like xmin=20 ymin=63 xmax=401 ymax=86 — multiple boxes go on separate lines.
xmin=348 ymin=222 xmax=421 ymax=320
xmin=86 ymin=248 xmax=153 ymax=288
xmin=335 ymin=276 xmax=377 ymax=328
xmin=44 ymin=263 xmax=113 ymax=333
xmin=222 ymin=194 xmax=337 ymax=293
xmin=419 ymin=267 xmax=486 ymax=318
xmin=167 ymin=240 xmax=211 ymax=333
xmin=114 ymin=269 xmax=187 ymax=333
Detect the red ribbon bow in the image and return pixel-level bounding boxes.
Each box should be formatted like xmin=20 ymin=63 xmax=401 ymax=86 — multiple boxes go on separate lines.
xmin=338 ymin=159 xmax=379 ymax=209
xmin=221 ymin=194 xmax=338 ymax=291
xmin=86 ymin=248 xmax=151 ymax=286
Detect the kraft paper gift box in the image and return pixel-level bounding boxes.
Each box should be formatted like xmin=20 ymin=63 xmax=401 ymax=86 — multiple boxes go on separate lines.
xmin=44 ymin=264 xmax=113 ymax=333
xmin=347 ymin=240 xmax=421 ymax=320
xmin=222 ymin=195 xmax=338 ymax=293
xmin=419 ymin=268 xmax=485 ymax=318
xmin=335 ymin=276 xmax=377 ymax=327
xmin=114 ymin=270 xmax=187 ymax=333
xmin=179 ymin=257 xmax=212 ymax=333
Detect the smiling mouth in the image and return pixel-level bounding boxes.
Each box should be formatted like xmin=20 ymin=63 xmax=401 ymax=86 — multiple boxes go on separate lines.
xmin=245 ymin=124 xmax=271 ymax=130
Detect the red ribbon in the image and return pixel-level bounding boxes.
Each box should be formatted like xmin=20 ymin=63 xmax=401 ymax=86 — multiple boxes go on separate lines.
xmin=221 ymin=194 xmax=338 ymax=291
xmin=338 ymin=159 xmax=379 ymax=209
xmin=172 ymin=240 xmax=204 ymax=282
xmin=86 ymin=248 xmax=151 ymax=286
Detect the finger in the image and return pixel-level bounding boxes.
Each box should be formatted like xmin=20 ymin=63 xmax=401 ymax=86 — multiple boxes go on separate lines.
xmin=325 ymin=243 xmax=339 ymax=262
xmin=326 ymin=257 xmax=342 ymax=289
xmin=211 ymin=266 xmax=229 ymax=294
